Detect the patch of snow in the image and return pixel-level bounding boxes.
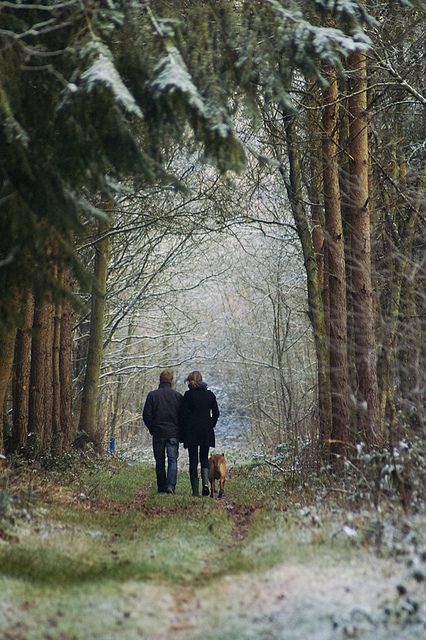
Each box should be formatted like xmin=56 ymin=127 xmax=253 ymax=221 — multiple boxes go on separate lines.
xmin=81 ymin=42 xmax=142 ymax=117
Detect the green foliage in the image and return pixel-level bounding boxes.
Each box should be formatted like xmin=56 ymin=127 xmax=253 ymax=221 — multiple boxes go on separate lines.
xmin=313 ymin=0 xmax=372 ymax=23
xmin=0 ymin=0 xmax=404 ymax=330
xmin=80 ymin=41 xmax=143 ymax=117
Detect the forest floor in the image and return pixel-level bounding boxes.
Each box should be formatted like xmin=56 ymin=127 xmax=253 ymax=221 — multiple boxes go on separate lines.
xmin=1 ymin=455 xmax=425 ymax=640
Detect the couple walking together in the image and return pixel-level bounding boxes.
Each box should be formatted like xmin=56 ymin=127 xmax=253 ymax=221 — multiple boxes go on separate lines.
xmin=142 ymin=370 xmax=220 ymax=496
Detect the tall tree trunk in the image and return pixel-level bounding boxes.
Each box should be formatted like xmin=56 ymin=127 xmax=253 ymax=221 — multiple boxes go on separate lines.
xmin=52 ymin=293 xmax=62 ymax=454
xmin=28 ymin=295 xmax=53 ymax=454
xmin=397 ymin=220 xmax=424 ymax=427
xmin=307 ymin=107 xmax=331 ymax=437
xmin=378 ymin=221 xmax=416 ymax=431
xmin=308 ymin=135 xmax=327 ymax=303
xmin=398 ymin=276 xmax=421 ymax=409
xmin=284 ymin=118 xmax=333 ymax=462
xmin=109 ymin=320 xmax=134 ymax=448
xmin=321 ymin=64 xmax=349 ymax=460
xmin=78 ymin=215 xmax=111 ymax=449
xmin=12 ymin=293 xmax=34 ymax=453
xmin=348 ymin=51 xmax=380 ymax=445
xmin=0 ymin=327 xmax=17 ymax=455
xmin=42 ymin=299 xmax=54 ymax=450
xmin=306 ymin=94 xmax=326 ymax=300
xmin=339 ymin=87 xmax=357 ymax=432
xmin=60 ymin=273 xmax=75 ymax=450
xmin=376 ymin=144 xmax=419 ymax=432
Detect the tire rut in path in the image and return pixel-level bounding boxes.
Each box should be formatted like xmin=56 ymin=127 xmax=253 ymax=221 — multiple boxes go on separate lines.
xmin=166 ymin=498 xmax=257 ymax=636
xmin=221 ymin=497 xmax=254 ymax=541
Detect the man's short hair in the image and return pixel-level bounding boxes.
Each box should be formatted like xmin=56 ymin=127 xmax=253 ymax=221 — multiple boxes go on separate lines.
xmin=160 ymin=370 xmax=173 ymax=384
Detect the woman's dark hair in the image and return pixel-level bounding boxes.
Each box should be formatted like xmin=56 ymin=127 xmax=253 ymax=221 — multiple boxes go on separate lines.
xmin=186 ymin=370 xmax=203 ymax=389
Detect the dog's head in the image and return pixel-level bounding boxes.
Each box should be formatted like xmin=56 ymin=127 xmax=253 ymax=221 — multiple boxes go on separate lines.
xmin=209 ymin=452 xmax=225 ymax=465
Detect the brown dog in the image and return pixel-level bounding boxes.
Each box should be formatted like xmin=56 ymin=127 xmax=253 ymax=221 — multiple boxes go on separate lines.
xmin=208 ymin=453 xmax=226 ymax=498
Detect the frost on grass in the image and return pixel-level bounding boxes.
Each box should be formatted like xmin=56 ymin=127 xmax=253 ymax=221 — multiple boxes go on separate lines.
xmin=80 ymin=41 xmax=142 ymax=118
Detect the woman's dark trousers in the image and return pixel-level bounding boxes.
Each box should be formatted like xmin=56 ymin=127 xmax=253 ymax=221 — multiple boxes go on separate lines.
xmin=188 ymin=445 xmax=209 ymax=496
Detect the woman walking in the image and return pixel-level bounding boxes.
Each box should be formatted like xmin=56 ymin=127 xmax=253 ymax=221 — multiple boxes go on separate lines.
xmin=180 ymin=371 xmax=219 ymax=496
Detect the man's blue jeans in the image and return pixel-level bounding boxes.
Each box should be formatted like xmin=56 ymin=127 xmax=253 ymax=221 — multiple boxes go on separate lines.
xmin=152 ymin=437 xmax=179 ymax=492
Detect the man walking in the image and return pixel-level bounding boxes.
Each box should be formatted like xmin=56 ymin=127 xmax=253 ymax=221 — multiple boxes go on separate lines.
xmin=143 ymin=370 xmax=183 ymax=494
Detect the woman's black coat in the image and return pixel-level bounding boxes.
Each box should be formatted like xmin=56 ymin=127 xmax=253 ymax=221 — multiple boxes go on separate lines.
xmin=180 ymin=386 xmax=219 ymax=448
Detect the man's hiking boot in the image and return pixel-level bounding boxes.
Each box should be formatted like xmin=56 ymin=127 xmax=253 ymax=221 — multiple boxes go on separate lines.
xmin=165 ymin=485 xmax=175 ymax=494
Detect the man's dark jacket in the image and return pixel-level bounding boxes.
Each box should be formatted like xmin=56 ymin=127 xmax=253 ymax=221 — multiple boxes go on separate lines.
xmin=180 ymin=385 xmax=219 ymax=448
xmin=142 ymin=382 xmax=183 ymax=439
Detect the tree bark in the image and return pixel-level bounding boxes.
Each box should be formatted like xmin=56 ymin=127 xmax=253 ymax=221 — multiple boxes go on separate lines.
xmin=339 ymin=86 xmax=357 ymax=424
xmin=78 ymin=215 xmax=111 ymax=449
xmin=0 ymin=327 xmax=17 ymax=455
xmin=397 ymin=219 xmax=424 ymax=427
xmin=284 ymin=118 xmax=333 ymax=462
xmin=60 ymin=275 xmax=75 ymax=450
xmin=52 ymin=294 xmax=62 ymax=454
xmin=348 ymin=50 xmax=380 ymax=445
xmin=28 ymin=295 xmax=54 ymax=454
xmin=12 ymin=293 xmax=34 ymax=453
xmin=308 ymin=140 xmax=327 ymax=308
xmin=376 ymin=144 xmax=418 ymax=432
xmin=321 ymin=64 xmax=349 ymax=460
xmin=42 ymin=300 xmax=54 ymax=450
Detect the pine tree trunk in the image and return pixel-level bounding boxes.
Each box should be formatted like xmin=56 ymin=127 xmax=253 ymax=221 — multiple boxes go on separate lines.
xmin=42 ymin=300 xmax=54 ymax=450
xmin=377 ymin=147 xmax=418 ymax=432
xmin=397 ymin=223 xmax=424 ymax=426
xmin=60 ymin=274 xmax=75 ymax=450
xmin=348 ymin=51 xmax=380 ymax=445
xmin=78 ymin=215 xmax=111 ymax=449
xmin=109 ymin=320 xmax=134 ymax=447
xmin=321 ymin=64 xmax=349 ymax=460
xmin=308 ymin=144 xmax=326 ymax=298
xmin=284 ymin=118 xmax=333 ymax=461
xmin=12 ymin=293 xmax=34 ymax=453
xmin=0 ymin=327 xmax=17 ymax=455
xmin=339 ymin=88 xmax=357 ymax=436
xmin=28 ymin=296 xmax=53 ymax=453
xmin=52 ymin=294 xmax=62 ymax=454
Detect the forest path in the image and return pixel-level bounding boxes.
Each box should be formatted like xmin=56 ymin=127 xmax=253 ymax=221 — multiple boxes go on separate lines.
xmin=0 ymin=460 xmax=424 ymax=640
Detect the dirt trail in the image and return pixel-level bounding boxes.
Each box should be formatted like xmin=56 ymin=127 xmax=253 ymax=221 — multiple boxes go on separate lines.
xmin=222 ymin=498 xmax=254 ymax=541
xmin=124 ymin=545 xmax=404 ymax=640
xmin=2 ymin=468 xmax=424 ymax=640
xmin=49 ymin=493 xmax=418 ymax=638
xmin=131 ymin=497 xmax=417 ymax=639
xmin=75 ymin=495 xmax=408 ymax=640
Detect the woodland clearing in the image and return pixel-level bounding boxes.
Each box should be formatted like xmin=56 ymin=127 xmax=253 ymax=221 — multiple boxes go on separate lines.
xmin=1 ymin=457 xmax=425 ymax=640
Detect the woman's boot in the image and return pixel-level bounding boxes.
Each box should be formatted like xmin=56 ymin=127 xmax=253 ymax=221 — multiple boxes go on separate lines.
xmin=201 ymin=468 xmax=210 ymax=496
xmin=190 ymin=476 xmax=199 ymax=497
